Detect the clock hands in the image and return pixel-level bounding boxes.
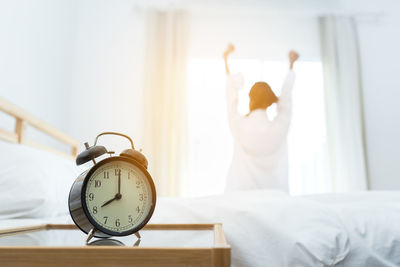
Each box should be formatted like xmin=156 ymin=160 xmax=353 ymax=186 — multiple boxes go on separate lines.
xmin=101 ymin=192 xmax=122 ymax=207
xmin=101 ymin=196 xmax=117 ymax=207
xmin=118 ymin=169 xmax=121 ymax=195
xmin=101 ymin=170 xmax=122 ymax=208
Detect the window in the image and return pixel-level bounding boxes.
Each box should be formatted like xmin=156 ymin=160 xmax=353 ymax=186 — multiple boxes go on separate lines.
xmin=183 ymin=58 xmax=327 ymax=197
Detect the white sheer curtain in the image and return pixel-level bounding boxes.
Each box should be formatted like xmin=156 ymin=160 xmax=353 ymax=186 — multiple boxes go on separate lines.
xmin=319 ymin=16 xmax=369 ymax=192
xmin=141 ymin=9 xmax=189 ymax=196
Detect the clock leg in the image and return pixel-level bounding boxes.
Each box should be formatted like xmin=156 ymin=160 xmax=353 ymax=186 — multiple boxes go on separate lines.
xmin=134 ymin=231 xmax=141 ymax=239
xmin=133 ymin=232 xmax=141 ymax=247
xmin=86 ymin=228 xmax=97 ymax=245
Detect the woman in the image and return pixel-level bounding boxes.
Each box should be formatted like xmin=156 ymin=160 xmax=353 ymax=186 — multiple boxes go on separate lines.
xmin=223 ymin=44 xmax=299 ymax=192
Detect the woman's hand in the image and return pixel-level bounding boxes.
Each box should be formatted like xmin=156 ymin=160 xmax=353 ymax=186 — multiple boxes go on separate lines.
xmin=289 ymin=50 xmax=299 ymax=69
xmin=224 ymin=43 xmax=235 ymax=58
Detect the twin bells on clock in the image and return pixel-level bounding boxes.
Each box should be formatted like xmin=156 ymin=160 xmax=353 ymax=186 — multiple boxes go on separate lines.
xmin=76 ymin=132 xmax=148 ymax=168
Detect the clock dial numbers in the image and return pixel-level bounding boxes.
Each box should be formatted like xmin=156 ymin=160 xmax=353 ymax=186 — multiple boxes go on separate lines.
xmin=85 ymin=161 xmax=153 ymax=234
xmin=95 ymin=180 xmax=101 ymax=188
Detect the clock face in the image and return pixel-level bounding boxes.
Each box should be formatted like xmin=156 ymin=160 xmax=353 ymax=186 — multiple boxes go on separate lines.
xmin=82 ymin=158 xmax=155 ymax=236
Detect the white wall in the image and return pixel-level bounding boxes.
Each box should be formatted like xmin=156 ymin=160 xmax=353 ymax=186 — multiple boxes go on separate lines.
xmin=0 ymin=0 xmax=146 ymax=154
xmin=356 ymin=8 xmax=400 ymax=189
xmin=69 ymin=0 xmax=145 ymax=152
xmin=0 ymin=0 xmax=77 ymax=151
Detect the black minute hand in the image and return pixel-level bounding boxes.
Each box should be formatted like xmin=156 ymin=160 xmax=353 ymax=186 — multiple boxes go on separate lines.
xmin=101 ymin=170 xmax=122 ymax=208
xmin=118 ymin=170 xmax=121 ymax=195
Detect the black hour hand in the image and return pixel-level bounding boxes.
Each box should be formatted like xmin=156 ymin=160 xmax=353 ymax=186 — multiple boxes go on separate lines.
xmin=101 ymin=196 xmax=117 ymax=208
xmin=101 ymin=193 xmax=122 ymax=208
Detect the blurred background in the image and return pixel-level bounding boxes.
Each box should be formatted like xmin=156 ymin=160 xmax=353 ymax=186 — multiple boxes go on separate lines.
xmin=0 ymin=0 xmax=399 ymax=197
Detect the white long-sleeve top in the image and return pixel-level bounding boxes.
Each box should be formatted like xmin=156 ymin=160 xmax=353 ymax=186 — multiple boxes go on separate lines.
xmin=225 ymin=70 xmax=296 ymax=192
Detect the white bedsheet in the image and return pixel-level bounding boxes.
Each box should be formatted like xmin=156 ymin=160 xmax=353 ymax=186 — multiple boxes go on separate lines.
xmin=1 ymin=191 xmax=399 ymax=267
xmin=150 ymin=190 xmax=400 ymax=267
xmin=151 ymin=190 xmax=350 ymax=267
xmin=304 ymin=192 xmax=400 ymax=267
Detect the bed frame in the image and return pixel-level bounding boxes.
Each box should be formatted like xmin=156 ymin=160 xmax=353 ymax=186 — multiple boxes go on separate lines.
xmin=0 ymin=97 xmax=79 ymax=159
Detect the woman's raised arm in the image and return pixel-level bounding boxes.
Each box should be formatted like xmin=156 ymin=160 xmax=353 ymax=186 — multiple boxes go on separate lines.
xmin=223 ymin=43 xmax=235 ymax=75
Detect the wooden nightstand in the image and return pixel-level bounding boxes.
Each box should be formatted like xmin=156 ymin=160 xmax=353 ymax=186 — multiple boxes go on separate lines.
xmin=0 ymin=223 xmax=230 ymax=267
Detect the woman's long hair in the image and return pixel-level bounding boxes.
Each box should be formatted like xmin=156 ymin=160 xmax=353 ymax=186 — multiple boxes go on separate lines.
xmin=249 ymin=82 xmax=278 ymax=112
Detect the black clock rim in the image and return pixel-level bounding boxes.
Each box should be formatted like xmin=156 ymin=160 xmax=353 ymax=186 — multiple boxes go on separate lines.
xmin=81 ymin=156 xmax=157 ymax=237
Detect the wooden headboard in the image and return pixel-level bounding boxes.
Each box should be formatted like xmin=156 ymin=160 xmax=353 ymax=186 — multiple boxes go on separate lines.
xmin=0 ymin=97 xmax=79 ymax=159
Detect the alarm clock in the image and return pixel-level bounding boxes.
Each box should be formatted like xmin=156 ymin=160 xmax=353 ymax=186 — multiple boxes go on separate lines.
xmin=68 ymin=132 xmax=156 ymax=241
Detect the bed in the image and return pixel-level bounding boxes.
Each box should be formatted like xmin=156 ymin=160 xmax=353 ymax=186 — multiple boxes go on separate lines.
xmin=0 ymin=97 xmax=399 ymax=267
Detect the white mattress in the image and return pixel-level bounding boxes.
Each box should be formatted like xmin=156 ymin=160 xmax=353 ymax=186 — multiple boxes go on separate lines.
xmin=1 ymin=191 xmax=399 ymax=267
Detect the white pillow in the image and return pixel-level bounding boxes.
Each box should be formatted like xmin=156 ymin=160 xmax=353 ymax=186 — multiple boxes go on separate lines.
xmin=0 ymin=140 xmax=83 ymax=219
